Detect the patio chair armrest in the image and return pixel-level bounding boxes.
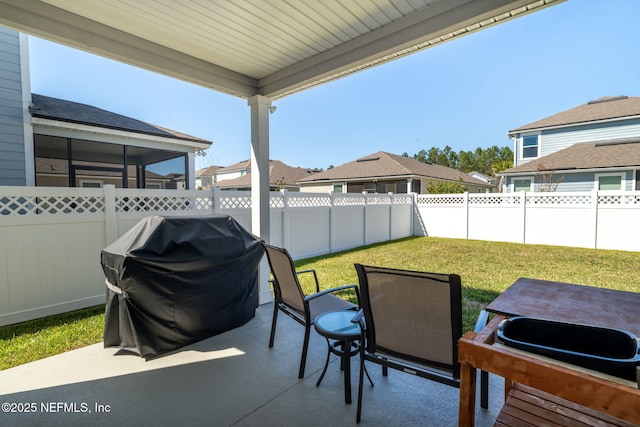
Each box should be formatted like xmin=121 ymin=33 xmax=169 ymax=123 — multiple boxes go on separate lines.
xmin=473 ymin=309 xmax=490 ymax=333
xmin=304 ymin=283 xmax=358 ymax=302
xmin=296 ymin=269 xmax=320 ymax=293
xmin=350 ymin=308 xmax=364 ymax=324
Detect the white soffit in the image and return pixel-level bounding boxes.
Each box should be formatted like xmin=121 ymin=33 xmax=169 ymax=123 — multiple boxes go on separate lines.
xmin=0 ymin=0 xmax=563 ymax=100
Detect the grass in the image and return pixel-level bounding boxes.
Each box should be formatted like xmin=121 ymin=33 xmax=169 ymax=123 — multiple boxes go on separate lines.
xmin=2 ymin=236 xmax=640 ymax=371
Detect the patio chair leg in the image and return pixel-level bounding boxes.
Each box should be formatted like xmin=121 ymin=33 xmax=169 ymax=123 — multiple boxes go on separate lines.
xmin=356 ymin=346 xmax=366 ymax=423
xmin=364 ymin=363 xmax=374 ymax=387
xmin=269 ymin=304 xmax=279 ymax=348
xmin=316 ymin=338 xmax=331 ymax=387
xmin=382 ymin=366 xmax=388 ymax=376
xmin=299 ymin=325 xmax=311 ymax=378
xmin=480 ymin=370 xmax=489 ymax=409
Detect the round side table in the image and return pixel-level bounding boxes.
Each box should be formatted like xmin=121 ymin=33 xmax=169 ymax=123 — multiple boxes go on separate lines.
xmin=314 ymin=309 xmax=371 ymax=404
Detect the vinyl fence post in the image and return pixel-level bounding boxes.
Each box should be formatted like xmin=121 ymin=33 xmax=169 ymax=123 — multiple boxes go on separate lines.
xmin=212 ymin=186 xmax=221 ymax=213
xmin=363 ymin=192 xmax=368 ymax=246
xmin=592 ymin=189 xmax=599 ymax=249
xmin=464 ymin=192 xmax=469 ymax=240
xmin=281 ymin=189 xmax=289 ymax=249
xmin=388 ymin=192 xmax=393 ymax=241
xmin=411 ymin=192 xmax=418 ymax=236
xmin=104 ymin=184 xmax=118 ymax=245
xmin=329 ymin=191 xmax=335 ymax=254
xmin=520 ymin=191 xmax=527 ymax=244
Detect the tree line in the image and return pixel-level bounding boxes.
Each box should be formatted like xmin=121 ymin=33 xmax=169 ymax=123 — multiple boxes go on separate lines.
xmin=402 ymin=145 xmax=513 ymax=176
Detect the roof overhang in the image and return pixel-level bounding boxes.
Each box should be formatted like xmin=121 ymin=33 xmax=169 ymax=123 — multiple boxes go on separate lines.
xmin=0 ymin=0 xmax=563 ymax=101
xmin=496 ymin=166 xmax=640 ymax=177
xmin=508 ymin=114 xmax=640 ymax=138
xmin=299 ymin=174 xmax=492 ymax=187
xmin=32 ymin=117 xmax=212 ymax=151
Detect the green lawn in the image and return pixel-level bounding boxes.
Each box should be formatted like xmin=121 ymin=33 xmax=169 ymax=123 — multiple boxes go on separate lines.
xmin=2 ymin=236 xmax=639 ymax=371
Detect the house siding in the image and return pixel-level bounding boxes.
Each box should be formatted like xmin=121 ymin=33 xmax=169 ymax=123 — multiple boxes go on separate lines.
xmin=542 ymin=120 xmax=640 ymax=155
xmin=299 ymin=183 xmax=335 ymax=193
xmin=513 ymin=119 xmax=640 ymax=167
xmin=507 ymin=169 xmax=636 ymax=192
xmin=0 ymin=27 xmax=26 ymax=186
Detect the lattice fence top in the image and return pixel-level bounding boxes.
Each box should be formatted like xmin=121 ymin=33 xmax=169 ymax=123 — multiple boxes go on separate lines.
xmin=3 ymin=188 xmax=640 ymax=216
xmin=526 ymin=194 xmax=592 ymax=205
xmin=391 ymin=194 xmax=413 ymax=204
xmin=598 ymin=193 xmax=640 ymax=205
xmin=363 ymin=195 xmax=388 ymax=205
xmin=0 ymin=195 xmax=105 ymax=215
xmin=269 ymin=196 xmax=284 ymax=209
xmin=219 ymin=194 xmax=252 ymax=210
xmin=469 ymin=194 xmax=520 ymax=205
xmin=333 ymin=195 xmax=366 ymax=206
xmin=116 ymin=195 xmax=213 ymax=212
xmin=418 ymin=195 xmax=465 ymax=205
xmin=286 ymin=194 xmax=331 ymax=208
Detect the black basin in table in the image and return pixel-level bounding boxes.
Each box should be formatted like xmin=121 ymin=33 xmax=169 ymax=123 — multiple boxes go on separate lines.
xmin=496 ymin=316 xmax=640 ymax=382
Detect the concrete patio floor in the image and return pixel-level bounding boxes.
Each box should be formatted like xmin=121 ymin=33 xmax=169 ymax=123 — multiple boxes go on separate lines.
xmin=0 ymin=303 xmax=504 ymax=426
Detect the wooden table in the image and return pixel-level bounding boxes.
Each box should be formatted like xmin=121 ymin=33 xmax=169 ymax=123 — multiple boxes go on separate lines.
xmin=458 ymin=278 xmax=640 ymax=426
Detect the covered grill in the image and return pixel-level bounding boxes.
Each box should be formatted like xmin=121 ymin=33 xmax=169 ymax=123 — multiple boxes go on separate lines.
xmin=101 ymin=214 xmax=264 ymax=358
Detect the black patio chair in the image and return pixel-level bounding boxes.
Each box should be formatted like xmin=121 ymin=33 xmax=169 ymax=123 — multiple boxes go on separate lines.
xmin=352 ymin=263 xmax=489 ymax=423
xmin=262 ymin=243 xmax=358 ymax=378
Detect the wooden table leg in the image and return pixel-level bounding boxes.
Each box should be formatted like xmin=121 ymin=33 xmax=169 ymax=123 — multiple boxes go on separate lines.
xmin=459 ymin=361 xmax=477 ymax=427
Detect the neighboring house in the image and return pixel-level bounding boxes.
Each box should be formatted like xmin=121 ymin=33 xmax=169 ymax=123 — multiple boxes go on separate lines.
xmin=214 ymin=159 xmax=321 ymax=191
xmin=468 ymin=171 xmax=499 ymax=188
xmin=297 ymin=151 xmax=493 ymax=194
xmin=0 ymin=27 xmax=211 ymax=188
xmin=499 ymin=96 xmax=640 ymax=192
xmin=195 ymin=165 xmax=223 ymax=189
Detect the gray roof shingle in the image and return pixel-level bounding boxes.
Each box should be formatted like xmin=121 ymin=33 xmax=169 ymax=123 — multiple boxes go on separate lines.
xmin=30 ymin=94 xmax=211 ymax=144
xmin=499 ymin=138 xmax=640 ymax=174
xmin=215 ymin=160 xmax=320 ymax=188
xmin=297 ymin=151 xmax=489 ymax=186
xmin=509 ymin=96 xmax=640 ymax=134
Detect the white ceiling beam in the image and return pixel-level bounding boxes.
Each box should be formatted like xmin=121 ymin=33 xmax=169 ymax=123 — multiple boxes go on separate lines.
xmin=260 ymin=0 xmax=561 ymax=99
xmin=0 ymin=0 xmax=258 ymax=98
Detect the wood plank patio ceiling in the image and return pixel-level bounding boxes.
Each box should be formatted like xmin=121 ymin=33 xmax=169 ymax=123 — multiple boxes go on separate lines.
xmin=0 ymin=0 xmax=562 ymax=100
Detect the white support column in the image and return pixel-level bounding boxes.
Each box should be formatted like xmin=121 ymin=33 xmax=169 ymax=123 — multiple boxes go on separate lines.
xmin=248 ymin=94 xmax=272 ymax=304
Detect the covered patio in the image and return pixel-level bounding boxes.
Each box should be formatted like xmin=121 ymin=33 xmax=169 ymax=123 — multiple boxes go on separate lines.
xmin=0 ymin=1 xmax=560 ymax=425
xmin=0 ymin=303 xmax=504 ymax=426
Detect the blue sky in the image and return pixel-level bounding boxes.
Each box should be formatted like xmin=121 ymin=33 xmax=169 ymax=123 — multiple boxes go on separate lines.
xmin=28 ymin=0 xmax=640 ymax=172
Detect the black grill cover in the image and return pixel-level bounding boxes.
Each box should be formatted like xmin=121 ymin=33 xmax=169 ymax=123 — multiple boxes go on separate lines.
xmin=101 ymin=214 xmax=264 ymax=358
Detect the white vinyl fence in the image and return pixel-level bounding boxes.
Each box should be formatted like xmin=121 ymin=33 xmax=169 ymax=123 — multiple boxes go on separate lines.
xmin=416 ymin=190 xmax=640 ymax=252
xmin=0 ymin=185 xmax=413 ymax=326
xmin=2 ymin=185 xmax=639 ymax=326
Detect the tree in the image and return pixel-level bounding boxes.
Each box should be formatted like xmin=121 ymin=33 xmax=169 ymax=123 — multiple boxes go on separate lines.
xmin=535 ymin=164 xmax=563 ymax=192
xmin=411 ymin=145 xmax=513 ymax=176
xmin=426 ymin=179 xmax=467 ymax=194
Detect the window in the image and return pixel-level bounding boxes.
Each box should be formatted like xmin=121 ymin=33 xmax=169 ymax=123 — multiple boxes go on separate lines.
xmin=513 ymin=179 xmax=532 ymax=192
xmin=79 ymin=180 xmax=102 ymax=188
xmin=596 ymin=174 xmax=624 ymax=191
xmin=333 ymin=184 xmax=343 ymax=193
xmin=522 ymin=134 xmax=539 ymax=159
